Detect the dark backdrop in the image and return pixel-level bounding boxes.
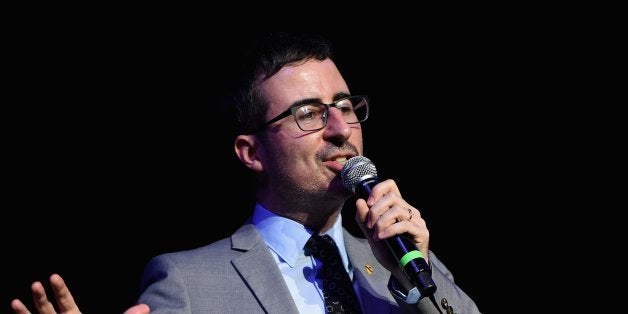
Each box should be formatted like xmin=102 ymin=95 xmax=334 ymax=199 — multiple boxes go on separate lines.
xmin=3 ymin=28 xmax=542 ymax=313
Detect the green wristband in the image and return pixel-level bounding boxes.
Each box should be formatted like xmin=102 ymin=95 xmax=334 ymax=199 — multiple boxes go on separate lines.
xmin=399 ymin=250 xmax=423 ymax=268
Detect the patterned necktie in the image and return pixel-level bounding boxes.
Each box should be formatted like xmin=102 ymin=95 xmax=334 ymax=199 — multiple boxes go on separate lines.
xmin=305 ymin=234 xmax=362 ymax=313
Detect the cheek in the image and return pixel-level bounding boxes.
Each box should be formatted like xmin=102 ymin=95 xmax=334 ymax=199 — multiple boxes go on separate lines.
xmin=350 ymin=127 xmax=364 ymax=152
xmin=266 ymin=136 xmax=308 ymax=166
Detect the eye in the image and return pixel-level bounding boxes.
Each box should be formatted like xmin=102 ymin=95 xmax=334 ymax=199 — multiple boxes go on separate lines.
xmin=335 ymin=99 xmax=355 ymax=114
xmin=294 ymin=104 xmax=325 ymax=122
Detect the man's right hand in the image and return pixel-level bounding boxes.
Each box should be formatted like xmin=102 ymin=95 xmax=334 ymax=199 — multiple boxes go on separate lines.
xmin=11 ymin=273 xmax=150 ymax=314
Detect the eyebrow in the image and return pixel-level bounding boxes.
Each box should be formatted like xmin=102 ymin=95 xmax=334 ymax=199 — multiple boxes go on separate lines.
xmin=287 ymin=92 xmax=352 ymax=109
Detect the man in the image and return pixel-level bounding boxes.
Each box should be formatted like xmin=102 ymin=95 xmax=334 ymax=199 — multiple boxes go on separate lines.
xmin=134 ymin=31 xmax=480 ymax=313
xmin=12 ymin=32 xmax=480 ymax=313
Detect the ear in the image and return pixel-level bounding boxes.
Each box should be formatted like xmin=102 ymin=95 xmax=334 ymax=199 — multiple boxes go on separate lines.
xmin=234 ymin=134 xmax=264 ymax=172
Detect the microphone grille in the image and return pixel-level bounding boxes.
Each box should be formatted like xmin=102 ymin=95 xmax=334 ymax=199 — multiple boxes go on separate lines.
xmin=341 ymin=156 xmax=378 ymax=192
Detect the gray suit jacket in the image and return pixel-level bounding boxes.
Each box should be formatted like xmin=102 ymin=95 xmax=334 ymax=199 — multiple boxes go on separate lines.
xmin=138 ymin=224 xmax=480 ymax=313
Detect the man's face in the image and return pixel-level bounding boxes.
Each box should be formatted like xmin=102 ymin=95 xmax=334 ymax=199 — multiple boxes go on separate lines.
xmin=256 ymin=58 xmax=363 ymax=199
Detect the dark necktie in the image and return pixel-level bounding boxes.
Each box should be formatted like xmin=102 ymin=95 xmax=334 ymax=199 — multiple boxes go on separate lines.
xmin=305 ymin=234 xmax=362 ymax=313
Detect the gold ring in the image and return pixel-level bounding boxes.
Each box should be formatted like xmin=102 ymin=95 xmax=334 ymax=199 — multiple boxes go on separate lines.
xmin=408 ymin=208 xmax=413 ymax=221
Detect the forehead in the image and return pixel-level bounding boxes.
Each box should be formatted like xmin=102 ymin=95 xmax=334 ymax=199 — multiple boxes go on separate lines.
xmin=258 ymin=59 xmax=350 ymax=113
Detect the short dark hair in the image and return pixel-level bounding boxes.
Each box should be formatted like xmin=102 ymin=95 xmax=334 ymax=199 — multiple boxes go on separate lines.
xmin=223 ymin=32 xmax=334 ymax=136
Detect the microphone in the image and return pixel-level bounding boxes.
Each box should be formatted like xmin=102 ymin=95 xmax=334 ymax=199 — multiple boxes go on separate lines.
xmin=341 ymin=156 xmax=436 ymax=297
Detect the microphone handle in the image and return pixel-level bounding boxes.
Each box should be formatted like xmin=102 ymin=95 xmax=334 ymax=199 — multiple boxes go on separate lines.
xmin=357 ymin=179 xmax=437 ymax=297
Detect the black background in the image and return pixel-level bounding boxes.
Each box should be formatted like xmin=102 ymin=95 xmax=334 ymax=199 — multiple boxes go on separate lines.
xmin=3 ymin=23 xmax=561 ymax=313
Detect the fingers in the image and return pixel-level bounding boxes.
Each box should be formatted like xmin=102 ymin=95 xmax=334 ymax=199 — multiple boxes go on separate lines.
xmin=365 ymin=193 xmax=418 ymax=230
xmin=365 ymin=178 xmax=401 ymax=208
xmin=11 ymin=274 xmax=81 ymax=314
xmin=12 ymin=276 xmax=142 ymax=314
xmin=124 ymin=304 xmax=151 ymax=314
xmin=10 ymin=298 xmax=30 ymax=314
xmin=31 ymin=281 xmax=58 ymax=314
xmin=361 ymin=179 xmax=408 ymax=228
xmin=354 ymin=179 xmax=429 ymax=252
xmin=371 ymin=205 xmax=422 ymax=239
xmin=49 ymin=274 xmax=80 ymax=313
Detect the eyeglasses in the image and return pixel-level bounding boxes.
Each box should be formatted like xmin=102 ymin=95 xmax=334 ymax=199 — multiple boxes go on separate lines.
xmin=252 ymin=95 xmax=369 ymax=133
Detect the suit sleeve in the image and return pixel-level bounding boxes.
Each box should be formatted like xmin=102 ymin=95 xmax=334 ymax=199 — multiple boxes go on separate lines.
xmin=136 ymin=254 xmax=193 ymax=314
xmin=389 ymin=251 xmax=482 ymax=314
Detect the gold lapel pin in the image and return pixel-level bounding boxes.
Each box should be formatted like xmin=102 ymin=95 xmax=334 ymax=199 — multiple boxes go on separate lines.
xmin=364 ymin=264 xmax=374 ymax=275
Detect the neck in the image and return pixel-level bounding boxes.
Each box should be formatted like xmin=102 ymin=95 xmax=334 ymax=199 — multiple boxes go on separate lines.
xmin=257 ymin=199 xmax=344 ymax=233
xmin=256 ymin=180 xmax=352 ymax=232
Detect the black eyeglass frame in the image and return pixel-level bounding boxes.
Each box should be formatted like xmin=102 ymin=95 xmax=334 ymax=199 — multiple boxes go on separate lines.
xmin=251 ymin=95 xmax=369 ymax=134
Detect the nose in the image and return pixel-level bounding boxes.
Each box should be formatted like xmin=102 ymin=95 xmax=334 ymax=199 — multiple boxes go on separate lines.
xmin=322 ymin=107 xmax=352 ymax=142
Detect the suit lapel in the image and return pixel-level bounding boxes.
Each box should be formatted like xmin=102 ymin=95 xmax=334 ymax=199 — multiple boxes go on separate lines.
xmin=344 ymin=230 xmax=397 ymax=313
xmin=231 ymin=224 xmax=300 ymax=313
xmin=344 ymin=230 xmax=391 ymax=289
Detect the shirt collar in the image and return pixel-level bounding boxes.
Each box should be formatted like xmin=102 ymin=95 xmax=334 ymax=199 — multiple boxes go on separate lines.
xmin=252 ymin=203 xmax=348 ymax=269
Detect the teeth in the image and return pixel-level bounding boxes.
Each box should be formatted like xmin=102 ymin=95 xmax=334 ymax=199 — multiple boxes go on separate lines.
xmin=334 ymin=157 xmax=347 ymax=165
